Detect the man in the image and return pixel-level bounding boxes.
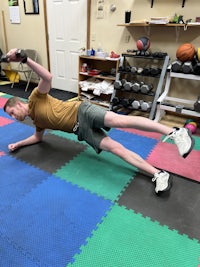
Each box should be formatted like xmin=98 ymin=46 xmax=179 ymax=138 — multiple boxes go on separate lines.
xmin=3 ymin=48 xmax=195 ymax=195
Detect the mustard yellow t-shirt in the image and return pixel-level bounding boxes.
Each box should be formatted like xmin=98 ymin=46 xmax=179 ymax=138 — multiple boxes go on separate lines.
xmin=28 ymin=88 xmax=82 ymax=132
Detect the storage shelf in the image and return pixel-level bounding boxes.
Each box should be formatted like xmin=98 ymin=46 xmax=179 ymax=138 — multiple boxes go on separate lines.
xmin=117 ymin=23 xmax=200 ymax=27
xmin=79 ymin=72 xmax=116 ymax=81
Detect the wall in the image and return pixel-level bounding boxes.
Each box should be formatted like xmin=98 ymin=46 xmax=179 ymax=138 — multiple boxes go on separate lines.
xmin=0 ymin=0 xmax=48 ymax=69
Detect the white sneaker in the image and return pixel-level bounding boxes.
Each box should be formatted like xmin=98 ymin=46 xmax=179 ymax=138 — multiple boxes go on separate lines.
xmin=152 ymin=170 xmax=172 ymax=194
xmin=163 ymin=127 xmax=195 ymax=158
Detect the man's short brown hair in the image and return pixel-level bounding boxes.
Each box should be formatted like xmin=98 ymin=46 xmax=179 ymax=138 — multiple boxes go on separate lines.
xmin=3 ymin=97 xmax=25 ymax=112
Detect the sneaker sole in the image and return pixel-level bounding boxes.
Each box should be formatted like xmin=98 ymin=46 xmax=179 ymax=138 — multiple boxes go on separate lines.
xmin=183 ymin=129 xmax=195 ymax=158
xmin=156 ymin=175 xmax=173 ymax=195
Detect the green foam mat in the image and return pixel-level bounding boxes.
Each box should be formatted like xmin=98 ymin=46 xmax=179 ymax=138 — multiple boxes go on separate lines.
xmin=55 ymin=147 xmax=136 ymax=201
xmin=68 ymin=205 xmax=200 ymax=267
xmin=50 ymin=130 xmax=82 ymax=143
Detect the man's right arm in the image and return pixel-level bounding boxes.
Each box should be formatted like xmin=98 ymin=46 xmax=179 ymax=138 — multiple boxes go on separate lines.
xmin=8 ymin=130 xmax=44 ymax=152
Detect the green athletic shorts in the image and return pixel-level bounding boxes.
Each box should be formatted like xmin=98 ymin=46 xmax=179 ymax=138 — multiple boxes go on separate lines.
xmin=75 ymin=101 xmax=109 ymax=153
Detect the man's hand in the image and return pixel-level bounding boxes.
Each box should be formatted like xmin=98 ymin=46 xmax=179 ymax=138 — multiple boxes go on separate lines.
xmin=8 ymin=143 xmax=19 ymax=152
xmin=6 ymin=48 xmax=22 ymax=62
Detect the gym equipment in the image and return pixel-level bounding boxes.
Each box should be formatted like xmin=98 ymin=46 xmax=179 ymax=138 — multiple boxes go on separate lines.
xmin=112 ymin=96 xmax=120 ymax=105
xmin=114 ymin=79 xmax=126 ymax=90
xmin=131 ymin=100 xmax=140 ymax=109
xmin=121 ymin=98 xmax=132 ymax=107
xmin=150 ymin=68 xmax=161 ymax=76
xmin=142 ymin=68 xmax=151 ymax=75
xmin=137 ymin=67 xmax=143 ymax=74
xmin=182 ymin=61 xmax=193 ymax=74
xmin=193 ymin=60 xmax=200 ymax=75
xmin=185 ymin=123 xmax=197 ymax=134
xmin=132 ymin=81 xmax=144 ymax=92
xmin=136 ymin=37 xmax=150 ymax=51
xmin=176 ymin=43 xmax=196 ymax=62
xmin=140 ymin=83 xmax=153 ymax=94
xmin=171 ymin=60 xmax=183 ymax=72
xmin=152 ymin=52 xmax=168 ymax=58
xmin=131 ymin=66 xmax=137 ymax=73
xmin=125 ymin=66 xmax=131 ymax=72
xmin=140 ymin=101 xmax=152 ymax=111
xmin=123 ymin=81 xmax=133 ymax=91
xmin=194 ymin=96 xmax=200 ymax=112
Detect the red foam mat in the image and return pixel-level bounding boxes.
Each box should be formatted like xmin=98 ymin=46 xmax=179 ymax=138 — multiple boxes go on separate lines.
xmin=118 ymin=128 xmax=162 ymax=140
xmin=147 ymin=141 xmax=200 ymax=182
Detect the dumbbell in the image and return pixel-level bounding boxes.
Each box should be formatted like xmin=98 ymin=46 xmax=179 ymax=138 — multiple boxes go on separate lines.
xmin=171 ymin=60 xmax=182 ymax=72
xmin=140 ymin=83 xmax=154 ymax=94
xmin=194 ymin=96 xmax=200 ymax=112
xmin=137 ymin=67 xmax=143 ymax=74
xmin=131 ymin=100 xmax=141 ymax=109
xmin=125 ymin=66 xmax=131 ymax=72
xmin=193 ymin=61 xmax=200 ymax=75
xmin=131 ymin=66 xmax=137 ymax=74
xmin=142 ymin=68 xmax=151 ymax=76
xmin=140 ymin=101 xmax=152 ymax=111
xmin=132 ymin=81 xmax=144 ymax=92
xmin=121 ymin=98 xmax=132 ymax=107
xmin=123 ymin=81 xmax=133 ymax=91
xmin=114 ymin=79 xmax=126 ymax=90
xmin=182 ymin=61 xmax=193 ymax=74
xmin=150 ymin=68 xmax=161 ymax=76
xmin=112 ymin=96 xmax=120 ymax=106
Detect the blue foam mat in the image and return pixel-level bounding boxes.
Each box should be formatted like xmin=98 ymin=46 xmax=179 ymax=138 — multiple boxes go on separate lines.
xmin=0 ymin=233 xmax=39 ymax=267
xmin=0 ymin=176 xmax=112 ymax=267
xmin=109 ymin=128 xmax=159 ymax=159
xmin=0 ymin=121 xmax=35 ymax=151
xmin=0 ymin=155 xmax=50 ymax=212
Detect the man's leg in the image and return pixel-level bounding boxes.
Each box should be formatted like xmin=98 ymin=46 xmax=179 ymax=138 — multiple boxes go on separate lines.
xmin=103 ymin=111 xmax=194 ymax=158
xmin=99 ymin=136 xmax=172 ymax=194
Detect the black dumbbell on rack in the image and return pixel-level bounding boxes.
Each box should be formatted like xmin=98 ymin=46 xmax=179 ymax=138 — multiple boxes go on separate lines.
xmin=182 ymin=61 xmax=193 ymax=74
xmin=120 ymin=98 xmax=133 ymax=108
xmin=171 ymin=59 xmax=183 ymax=72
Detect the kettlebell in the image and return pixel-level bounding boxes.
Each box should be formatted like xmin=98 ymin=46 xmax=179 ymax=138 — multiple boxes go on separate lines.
xmin=194 ymin=96 xmax=200 ymax=112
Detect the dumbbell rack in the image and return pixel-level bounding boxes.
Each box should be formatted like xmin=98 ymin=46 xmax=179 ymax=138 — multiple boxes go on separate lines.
xmin=110 ymin=53 xmax=170 ymax=119
xmin=154 ymin=67 xmax=200 ymax=122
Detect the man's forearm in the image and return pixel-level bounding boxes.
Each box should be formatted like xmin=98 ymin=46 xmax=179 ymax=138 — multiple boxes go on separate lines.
xmin=8 ymin=131 xmax=44 ymax=152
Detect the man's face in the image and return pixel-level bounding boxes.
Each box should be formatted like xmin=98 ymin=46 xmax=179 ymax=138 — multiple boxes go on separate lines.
xmin=5 ymin=103 xmax=26 ymax=121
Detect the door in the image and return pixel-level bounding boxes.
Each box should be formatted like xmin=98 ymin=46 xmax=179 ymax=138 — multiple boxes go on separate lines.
xmin=46 ymin=0 xmax=88 ymax=93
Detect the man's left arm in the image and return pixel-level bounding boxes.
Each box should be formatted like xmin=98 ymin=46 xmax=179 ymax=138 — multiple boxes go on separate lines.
xmin=6 ymin=48 xmax=53 ymax=94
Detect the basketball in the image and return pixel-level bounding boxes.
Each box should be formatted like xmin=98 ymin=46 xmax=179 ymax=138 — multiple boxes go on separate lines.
xmin=136 ymin=37 xmax=150 ymax=51
xmin=176 ymin=43 xmax=195 ymax=62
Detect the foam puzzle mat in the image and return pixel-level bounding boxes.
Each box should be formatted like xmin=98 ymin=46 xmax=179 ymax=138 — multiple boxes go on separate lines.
xmin=0 ymin=93 xmax=200 ymax=266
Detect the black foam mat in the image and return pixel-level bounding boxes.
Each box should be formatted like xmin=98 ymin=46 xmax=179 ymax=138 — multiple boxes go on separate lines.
xmin=118 ymin=172 xmax=200 ymax=241
xmin=10 ymin=133 xmax=87 ymax=173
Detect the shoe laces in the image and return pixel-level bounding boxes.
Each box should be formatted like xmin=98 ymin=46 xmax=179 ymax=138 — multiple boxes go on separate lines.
xmin=162 ymin=128 xmax=180 ymax=143
xmin=152 ymin=171 xmax=164 ymax=182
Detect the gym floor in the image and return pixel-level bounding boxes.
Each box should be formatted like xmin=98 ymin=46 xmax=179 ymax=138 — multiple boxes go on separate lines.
xmin=0 ymin=85 xmax=199 ymax=266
